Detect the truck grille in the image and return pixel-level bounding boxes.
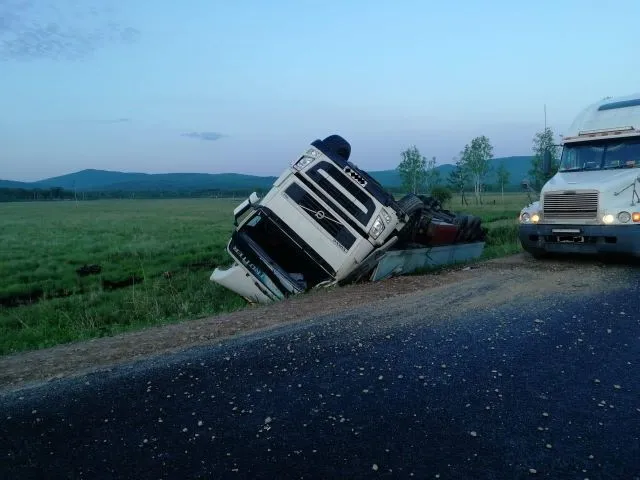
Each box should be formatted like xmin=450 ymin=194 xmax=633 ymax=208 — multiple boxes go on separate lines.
xmin=543 ymin=191 xmax=599 ymax=220
xmin=284 ymin=183 xmax=356 ymax=250
xmin=305 ymin=161 xmax=376 ymax=227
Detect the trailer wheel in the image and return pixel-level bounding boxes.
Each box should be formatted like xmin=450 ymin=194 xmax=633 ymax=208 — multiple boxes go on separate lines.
xmin=397 ymin=193 xmax=424 ymax=217
xmin=453 ymin=215 xmax=469 ymax=242
xmin=322 ymin=135 xmax=352 ymax=161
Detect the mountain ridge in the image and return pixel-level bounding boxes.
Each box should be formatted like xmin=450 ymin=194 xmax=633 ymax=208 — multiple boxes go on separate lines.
xmin=1 ymin=156 xmax=533 ymax=192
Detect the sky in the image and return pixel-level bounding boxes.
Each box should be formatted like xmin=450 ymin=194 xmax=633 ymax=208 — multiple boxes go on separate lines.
xmin=2 ymin=0 xmax=640 ymax=182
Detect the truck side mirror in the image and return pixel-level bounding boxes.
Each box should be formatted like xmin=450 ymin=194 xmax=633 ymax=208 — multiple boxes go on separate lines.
xmin=542 ymin=149 xmax=552 ymax=176
xmin=521 ymin=178 xmax=530 ymax=190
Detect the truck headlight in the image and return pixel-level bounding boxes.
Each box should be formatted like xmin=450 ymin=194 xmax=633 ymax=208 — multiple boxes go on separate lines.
xmin=520 ymin=211 xmax=541 ymax=223
xmin=602 ymin=214 xmax=614 ymax=224
xmin=618 ymin=211 xmax=631 ymax=223
xmin=381 ymin=209 xmax=392 ymax=223
xmin=292 ymin=156 xmax=313 ymax=171
xmin=369 ymin=216 xmax=385 ymax=239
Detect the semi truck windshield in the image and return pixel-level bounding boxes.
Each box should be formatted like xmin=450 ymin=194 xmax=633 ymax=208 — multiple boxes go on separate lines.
xmin=559 ymin=138 xmax=640 ymax=171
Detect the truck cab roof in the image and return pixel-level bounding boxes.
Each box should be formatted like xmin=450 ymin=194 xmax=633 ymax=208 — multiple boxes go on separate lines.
xmin=564 ymin=93 xmax=640 ymax=142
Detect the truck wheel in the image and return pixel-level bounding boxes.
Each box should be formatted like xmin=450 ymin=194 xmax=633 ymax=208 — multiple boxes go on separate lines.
xmin=466 ymin=216 xmax=482 ymax=242
xmin=397 ymin=193 xmax=424 ymax=217
xmin=453 ymin=215 xmax=469 ymax=242
xmin=322 ymin=135 xmax=351 ymax=161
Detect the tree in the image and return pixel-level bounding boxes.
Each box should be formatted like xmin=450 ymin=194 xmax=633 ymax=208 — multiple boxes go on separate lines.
xmin=460 ymin=135 xmax=493 ymax=204
xmin=397 ymin=145 xmax=427 ymax=194
xmin=425 ymin=156 xmax=441 ymax=192
xmin=529 ymin=127 xmax=560 ymax=191
xmin=495 ymin=160 xmax=510 ymax=203
xmin=447 ymin=157 xmax=469 ymax=205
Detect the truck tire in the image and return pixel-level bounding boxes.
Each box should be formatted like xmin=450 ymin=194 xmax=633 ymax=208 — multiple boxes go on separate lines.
xmin=453 ymin=215 xmax=469 ymax=242
xmin=322 ymin=135 xmax=351 ymax=161
xmin=395 ymin=194 xmax=425 ymax=245
xmin=397 ymin=193 xmax=424 ymax=217
xmin=466 ymin=216 xmax=482 ymax=242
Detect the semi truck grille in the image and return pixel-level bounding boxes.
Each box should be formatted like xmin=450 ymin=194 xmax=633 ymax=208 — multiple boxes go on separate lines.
xmin=305 ymin=161 xmax=376 ymax=227
xmin=543 ymin=191 xmax=599 ymax=220
xmin=284 ymin=183 xmax=356 ymax=250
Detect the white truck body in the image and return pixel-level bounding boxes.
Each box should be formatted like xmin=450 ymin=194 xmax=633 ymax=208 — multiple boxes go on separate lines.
xmin=519 ymin=93 xmax=640 ymax=257
xmin=211 ymin=136 xmax=411 ymax=303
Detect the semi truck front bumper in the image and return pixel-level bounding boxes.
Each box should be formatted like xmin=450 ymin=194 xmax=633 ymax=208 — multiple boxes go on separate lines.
xmin=519 ymin=223 xmax=640 ymax=257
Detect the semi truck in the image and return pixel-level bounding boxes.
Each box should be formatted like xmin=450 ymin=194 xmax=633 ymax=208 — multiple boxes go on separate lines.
xmin=519 ymin=93 xmax=640 ymax=258
xmin=211 ymin=135 xmax=485 ymax=304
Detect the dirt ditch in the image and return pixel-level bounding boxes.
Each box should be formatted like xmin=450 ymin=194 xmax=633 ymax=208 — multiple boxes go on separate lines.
xmin=0 ymin=252 xmax=633 ymax=393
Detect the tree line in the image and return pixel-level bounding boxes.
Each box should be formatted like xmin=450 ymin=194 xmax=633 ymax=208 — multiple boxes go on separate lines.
xmin=397 ymin=126 xmax=560 ymax=205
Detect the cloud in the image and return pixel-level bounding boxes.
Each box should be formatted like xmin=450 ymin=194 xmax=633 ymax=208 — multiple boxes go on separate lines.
xmin=98 ymin=118 xmax=130 ymax=124
xmin=180 ymin=132 xmax=226 ymax=141
xmin=0 ymin=1 xmax=140 ymax=62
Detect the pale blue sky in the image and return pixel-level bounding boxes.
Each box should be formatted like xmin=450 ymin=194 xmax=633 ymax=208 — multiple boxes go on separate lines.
xmin=2 ymin=0 xmax=640 ymax=181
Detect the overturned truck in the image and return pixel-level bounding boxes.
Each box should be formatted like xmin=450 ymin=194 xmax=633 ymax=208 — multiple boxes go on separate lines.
xmin=211 ymin=135 xmax=485 ymax=303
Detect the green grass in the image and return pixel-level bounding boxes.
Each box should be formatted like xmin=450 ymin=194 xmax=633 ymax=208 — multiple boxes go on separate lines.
xmin=0 ymin=193 xmax=527 ymax=356
xmin=448 ymin=192 xmax=525 ymax=259
xmin=0 ymin=199 xmax=246 ymax=355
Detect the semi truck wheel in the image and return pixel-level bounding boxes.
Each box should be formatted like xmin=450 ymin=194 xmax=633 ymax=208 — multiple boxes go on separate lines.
xmin=397 ymin=193 xmax=424 ymax=217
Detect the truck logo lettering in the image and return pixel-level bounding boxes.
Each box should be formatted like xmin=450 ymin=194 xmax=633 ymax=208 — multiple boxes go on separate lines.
xmin=331 ymin=237 xmax=348 ymax=253
xmin=232 ymin=245 xmax=264 ymax=278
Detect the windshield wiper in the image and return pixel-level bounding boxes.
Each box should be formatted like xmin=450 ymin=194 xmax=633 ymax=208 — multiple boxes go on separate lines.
xmin=559 ymin=167 xmax=585 ymax=172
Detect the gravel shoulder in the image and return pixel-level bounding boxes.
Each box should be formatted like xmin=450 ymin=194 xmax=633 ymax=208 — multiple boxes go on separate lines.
xmin=0 ymin=253 xmax=632 ymax=393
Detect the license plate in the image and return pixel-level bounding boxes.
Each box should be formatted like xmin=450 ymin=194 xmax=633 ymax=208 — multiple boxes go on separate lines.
xmin=557 ymin=235 xmax=584 ymax=243
xmin=552 ymin=228 xmax=581 ymax=234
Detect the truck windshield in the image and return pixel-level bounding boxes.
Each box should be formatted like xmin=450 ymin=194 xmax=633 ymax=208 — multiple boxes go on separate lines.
xmin=239 ymin=209 xmax=332 ymax=290
xmin=559 ymin=137 xmax=640 ymax=171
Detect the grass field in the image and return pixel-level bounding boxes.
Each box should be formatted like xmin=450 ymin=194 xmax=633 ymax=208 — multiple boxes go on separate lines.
xmin=0 ymin=193 xmax=529 ymax=356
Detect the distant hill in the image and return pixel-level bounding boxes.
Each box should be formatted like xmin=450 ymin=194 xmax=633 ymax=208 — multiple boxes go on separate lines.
xmin=29 ymin=169 xmax=279 ymax=192
xmin=0 ymin=180 xmax=33 ymax=189
xmin=1 ymin=156 xmax=533 ymax=193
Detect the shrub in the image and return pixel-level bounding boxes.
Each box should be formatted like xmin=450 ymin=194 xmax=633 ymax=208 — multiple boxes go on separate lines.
xmin=430 ymin=186 xmax=453 ymax=204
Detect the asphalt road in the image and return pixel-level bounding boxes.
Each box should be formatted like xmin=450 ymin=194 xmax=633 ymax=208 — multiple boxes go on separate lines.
xmin=2 ymin=275 xmax=639 ymax=479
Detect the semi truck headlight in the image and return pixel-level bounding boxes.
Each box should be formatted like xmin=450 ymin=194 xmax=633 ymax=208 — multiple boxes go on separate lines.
xmin=618 ymin=211 xmax=631 ymax=223
xmin=602 ymin=214 xmax=614 ymax=224
xmin=520 ymin=211 xmax=540 ymax=223
xmin=369 ymin=216 xmax=385 ymax=239
xmin=292 ymin=156 xmax=313 ymax=170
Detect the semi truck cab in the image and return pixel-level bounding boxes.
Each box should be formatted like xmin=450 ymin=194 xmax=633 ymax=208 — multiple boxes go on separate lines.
xmin=211 ymin=135 xmax=415 ymax=303
xmin=519 ymin=94 xmax=640 ymax=258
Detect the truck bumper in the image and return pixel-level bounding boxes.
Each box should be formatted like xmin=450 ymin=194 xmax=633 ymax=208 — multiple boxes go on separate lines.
xmin=519 ymin=223 xmax=640 ymax=257
xmin=210 ymin=263 xmax=279 ymax=304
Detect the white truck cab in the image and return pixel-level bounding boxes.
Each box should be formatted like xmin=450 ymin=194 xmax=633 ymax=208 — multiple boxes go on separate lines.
xmin=211 ymin=135 xmax=418 ymax=303
xmin=519 ymin=93 xmax=640 ymax=258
